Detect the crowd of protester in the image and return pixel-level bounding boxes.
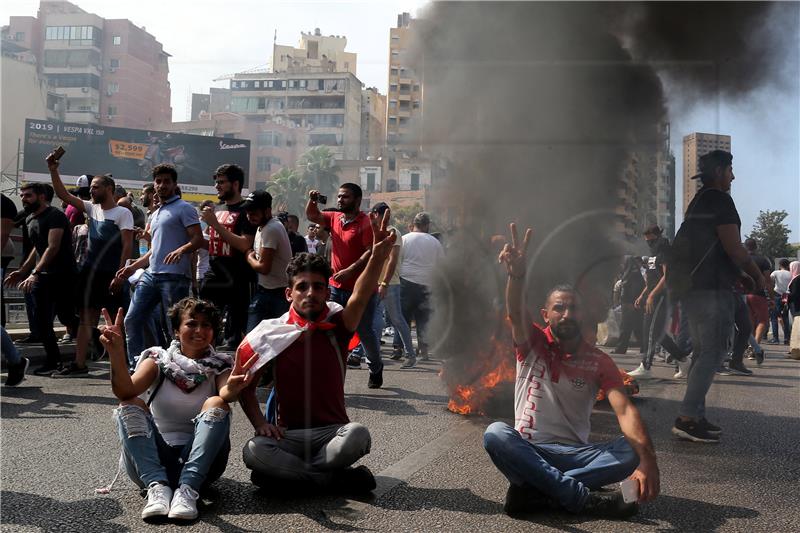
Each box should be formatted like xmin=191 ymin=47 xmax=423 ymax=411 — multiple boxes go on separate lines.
xmin=1 ymin=147 xmax=798 ymax=522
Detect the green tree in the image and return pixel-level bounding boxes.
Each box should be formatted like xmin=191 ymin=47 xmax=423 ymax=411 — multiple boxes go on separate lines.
xmin=297 ymin=146 xmax=341 ymax=198
xmin=747 ymin=209 xmax=793 ymax=259
xmin=266 ymin=167 xmax=307 ymax=216
xmin=390 ymin=203 xmax=425 ymax=233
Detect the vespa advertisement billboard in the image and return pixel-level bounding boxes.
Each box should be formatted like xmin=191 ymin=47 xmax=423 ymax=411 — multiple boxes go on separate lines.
xmin=22 ymin=119 xmax=250 ymax=198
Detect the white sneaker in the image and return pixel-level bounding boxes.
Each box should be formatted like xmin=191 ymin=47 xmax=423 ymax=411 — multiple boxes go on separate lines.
xmin=141 ymin=482 xmax=172 ymax=519
xmin=627 ymin=363 xmax=652 ymax=379
xmin=168 ymin=484 xmax=199 ymax=520
xmin=673 ymin=358 xmax=691 ymax=379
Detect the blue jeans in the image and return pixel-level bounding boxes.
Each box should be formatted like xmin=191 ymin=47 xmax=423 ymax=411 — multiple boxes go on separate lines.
xmin=770 ymin=295 xmax=791 ymax=342
xmin=384 ymin=284 xmax=415 ymax=357
xmin=247 ymin=286 xmax=289 ymax=333
xmin=351 ymin=299 xmax=385 ymax=359
xmin=676 ymin=302 xmax=693 ymax=354
xmin=399 ymin=278 xmax=432 ymax=352
xmin=124 ymin=272 xmax=190 ymax=368
xmin=679 ymin=290 xmax=736 ymax=420
xmin=1 ymin=327 xmax=21 ymax=365
xmin=329 ymin=287 xmax=383 ymax=375
xmin=483 ymin=422 xmax=639 ymax=513
xmin=115 ymin=404 xmax=231 ymax=491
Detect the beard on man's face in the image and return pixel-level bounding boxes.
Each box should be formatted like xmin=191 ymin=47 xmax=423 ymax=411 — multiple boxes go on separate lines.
xmin=22 ymin=200 xmax=41 ymax=213
xmin=551 ymin=318 xmax=582 ymax=342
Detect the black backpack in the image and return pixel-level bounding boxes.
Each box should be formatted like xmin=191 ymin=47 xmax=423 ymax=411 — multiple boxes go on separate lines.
xmin=665 ymin=189 xmax=718 ymax=299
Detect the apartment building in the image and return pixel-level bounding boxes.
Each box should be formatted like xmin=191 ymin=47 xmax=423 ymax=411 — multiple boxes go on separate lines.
xmin=682 ymin=132 xmax=731 ymax=213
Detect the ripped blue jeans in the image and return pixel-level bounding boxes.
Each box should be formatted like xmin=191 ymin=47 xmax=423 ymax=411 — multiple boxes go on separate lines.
xmin=114 ymin=404 xmax=231 ymax=491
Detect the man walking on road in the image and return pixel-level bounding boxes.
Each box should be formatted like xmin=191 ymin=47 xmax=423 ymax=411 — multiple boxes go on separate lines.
xmin=200 ymin=164 xmax=257 ymax=350
xmin=306 ymin=184 xmax=384 ymax=388
xmin=670 ymin=150 xmax=765 ymax=443
xmin=484 ymin=223 xmax=659 ymax=518
xmin=116 ymin=164 xmax=204 ymax=366
xmin=398 ymin=212 xmax=444 ymax=364
xmin=47 ymin=152 xmax=133 ymax=377
xmin=4 ymin=183 xmax=78 ymax=376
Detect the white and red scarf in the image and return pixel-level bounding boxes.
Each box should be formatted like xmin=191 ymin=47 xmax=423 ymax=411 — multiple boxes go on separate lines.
xmin=237 ymin=301 xmax=344 ymax=372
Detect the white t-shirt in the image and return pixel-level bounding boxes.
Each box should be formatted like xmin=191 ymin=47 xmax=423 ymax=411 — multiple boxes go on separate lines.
xmin=305 ymin=236 xmax=319 ymax=254
xmin=81 ymin=200 xmax=134 ymax=271
xmin=254 ymin=218 xmax=292 ymax=289
xmin=399 ymin=231 xmax=444 ymax=287
xmin=772 ymin=269 xmax=791 ymax=295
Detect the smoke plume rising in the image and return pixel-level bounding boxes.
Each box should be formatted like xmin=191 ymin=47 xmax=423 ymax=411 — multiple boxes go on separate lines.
xmin=406 ymin=2 xmax=797 ymax=404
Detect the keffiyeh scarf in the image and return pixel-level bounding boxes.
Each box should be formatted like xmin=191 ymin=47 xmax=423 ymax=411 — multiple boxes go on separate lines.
xmin=142 ymin=341 xmax=233 ymax=393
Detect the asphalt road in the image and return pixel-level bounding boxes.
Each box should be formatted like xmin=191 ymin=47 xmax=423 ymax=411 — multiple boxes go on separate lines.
xmin=1 ymin=342 xmax=798 ymax=532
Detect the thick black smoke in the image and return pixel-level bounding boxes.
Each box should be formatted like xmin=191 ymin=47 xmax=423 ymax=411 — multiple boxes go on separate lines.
xmin=405 ymin=2 xmax=796 ymax=396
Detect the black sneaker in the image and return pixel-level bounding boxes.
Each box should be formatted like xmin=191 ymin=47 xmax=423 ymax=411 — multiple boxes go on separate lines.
xmin=671 ymin=417 xmax=720 ymax=443
xmin=401 ymin=357 xmax=417 ymax=369
xmin=389 ymin=349 xmax=404 ymax=361
xmin=417 ymin=346 xmax=430 ymax=361
xmin=715 ymin=366 xmax=733 ymax=376
xmin=16 ymin=335 xmax=41 ymax=344
xmin=51 ymin=362 xmax=89 ymax=378
xmin=728 ymin=362 xmax=753 ymax=376
xmin=331 ymin=465 xmax=376 ymax=494
xmin=581 ymin=490 xmax=638 ymax=519
xmin=755 ymin=350 xmax=765 ymax=365
xmin=4 ymin=357 xmax=30 ymax=387
xmin=347 ymin=354 xmax=362 ymax=369
xmin=367 ymin=371 xmax=383 ymax=389
xmin=33 ymin=364 xmax=59 ymax=376
xmin=665 ymin=351 xmax=689 ymax=364
xmin=698 ymin=418 xmax=722 ymax=436
xmin=503 ymin=484 xmax=551 ymax=516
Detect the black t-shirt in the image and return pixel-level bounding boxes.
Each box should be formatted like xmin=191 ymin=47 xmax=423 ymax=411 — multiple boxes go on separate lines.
xmin=288 ymin=231 xmax=309 ymax=256
xmin=206 ymin=200 xmax=257 ymax=281
xmin=26 ymin=206 xmax=76 ymax=274
xmin=644 ymin=239 xmax=668 ymax=290
xmin=683 ymin=187 xmax=741 ymax=291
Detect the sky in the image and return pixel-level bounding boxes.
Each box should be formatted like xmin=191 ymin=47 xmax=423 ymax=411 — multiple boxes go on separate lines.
xmin=5 ymin=0 xmax=799 ymax=241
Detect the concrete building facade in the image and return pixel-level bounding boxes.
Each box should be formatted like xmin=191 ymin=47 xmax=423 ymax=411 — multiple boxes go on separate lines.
xmin=3 ymin=0 xmax=171 ymax=129
xmin=360 ymin=87 xmax=386 ymax=160
xmin=273 ymin=29 xmax=357 ymax=76
xmin=682 ymin=132 xmax=731 ymax=213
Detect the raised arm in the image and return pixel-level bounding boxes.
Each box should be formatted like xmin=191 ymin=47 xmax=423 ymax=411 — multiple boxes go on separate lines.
xmin=45 ymin=151 xmax=85 ymax=212
xmin=305 ymin=190 xmax=325 ymax=225
xmin=342 ymin=210 xmax=396 ymax=332
xmin=99 ymin=307 xmax=159 ymax=400
xmin=200 ymin=206 xmax=254 ymax=254
xmin=499 ymin=223 xmax=533 ymax=346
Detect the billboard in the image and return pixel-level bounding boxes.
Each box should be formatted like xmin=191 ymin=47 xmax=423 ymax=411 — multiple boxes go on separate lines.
xmin=22 ymin=119 xmax=250 ymax=197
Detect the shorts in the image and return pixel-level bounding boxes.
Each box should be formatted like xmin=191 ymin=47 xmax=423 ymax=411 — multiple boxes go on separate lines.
xmin=78 ymin=269 xmax=122 ymax=310
xmin=746 ymin=294 xmax=769 ymax=327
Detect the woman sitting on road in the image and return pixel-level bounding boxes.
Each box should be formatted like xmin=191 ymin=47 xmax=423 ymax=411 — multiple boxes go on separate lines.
xmin=99 ymin=298 xmax=255 ymax=522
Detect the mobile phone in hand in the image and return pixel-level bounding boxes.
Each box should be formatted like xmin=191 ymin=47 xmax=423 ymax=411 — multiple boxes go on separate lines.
xmin=53 ymin=146 xmax=66 ymax=160
xmin=620 ymin=478 xmax=639 ymax=503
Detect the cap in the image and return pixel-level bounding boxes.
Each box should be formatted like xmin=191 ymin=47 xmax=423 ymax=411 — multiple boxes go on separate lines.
xmin=76 ymin=175 xmax=91 ymax=188
xmin=242 ymin=190 xmax=272 ymax=210
xmin=371 ymin=202 xmax=390 ymax=215
xmin=413 ymin=212 xmax=431 ymax=226
xmin=691 ymin=150 xmax=733 ymax=180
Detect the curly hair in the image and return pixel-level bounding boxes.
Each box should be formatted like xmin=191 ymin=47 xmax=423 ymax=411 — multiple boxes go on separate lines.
xmin=168 ymin=298 xmax=222 ymax=338
xmin=152 ymin=163 xmax=178 ymax=181
xmin=286 ymin=252 xmax=333 ymax=286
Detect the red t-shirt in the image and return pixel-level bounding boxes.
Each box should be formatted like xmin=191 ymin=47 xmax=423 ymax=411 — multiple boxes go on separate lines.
xmin=322 ymin=211 xmax=373 ymax=291
xmin=273 ymin=311 xmax=352 ymax=429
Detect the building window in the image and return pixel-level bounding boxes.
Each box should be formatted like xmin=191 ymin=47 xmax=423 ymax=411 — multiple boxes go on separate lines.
xmin=391 ymin=68 xmax=398 ymax=76
xmin=413 ymin=84 xmax=420 ymax=92
xmin=388 ymin=117 xmax=397 ymax=125
xmin=367 ymin=172 xmax=376 ymax=191
xmin=412 ymin=100 xmax=420 ymax=109
xmin=389 ymin=100 xmax=397 ymax=110
xmin=113 ymin=36 xmax=121 ymax=45
xmin=389 ymin=84 xmax=398 ymax=93
xmin=107 ymin=82 xmax=119 ymax=94
xmin=410 ymin=173 xmax=420 ymax=191
xmin=109 ymin=58 xmax=120 ymax=68
xmin=388 ymin=157 xmax=396 ymax=171
xmin=15 ymin=32 xmax=25 ymax=41
xmin=108 ymin=106 xmax=117 ymax=116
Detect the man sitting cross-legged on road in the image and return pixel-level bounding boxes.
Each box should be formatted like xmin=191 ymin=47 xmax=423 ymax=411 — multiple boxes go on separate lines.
xmin=237 ymin=209 xmax=396 ymax=494
xmin=483 ymin=224 xmax=660 ymax=519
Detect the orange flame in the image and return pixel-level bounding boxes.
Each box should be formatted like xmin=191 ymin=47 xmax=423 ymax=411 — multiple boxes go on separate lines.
xmin=445 ymin=334 xmax=516 ymax=416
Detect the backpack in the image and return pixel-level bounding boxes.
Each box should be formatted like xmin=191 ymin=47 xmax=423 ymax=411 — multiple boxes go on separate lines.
xmin=665 ymin=189 xmax=717 ymax=299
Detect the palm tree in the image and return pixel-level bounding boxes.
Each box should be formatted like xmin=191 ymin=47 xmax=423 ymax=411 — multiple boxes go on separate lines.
xmin=298 ymin=146 xmax=341 ymax=198
xmin=266 ymin=167 xmax=307 ymax=216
